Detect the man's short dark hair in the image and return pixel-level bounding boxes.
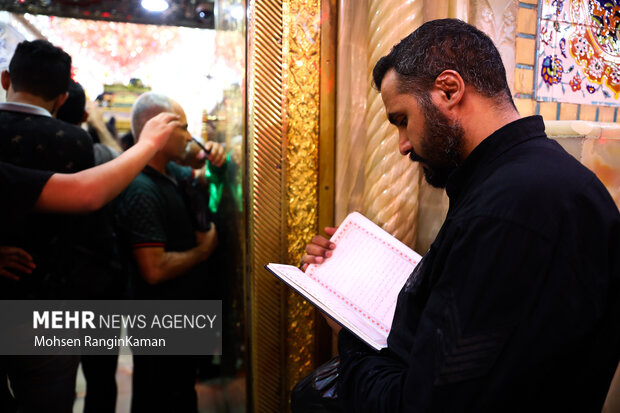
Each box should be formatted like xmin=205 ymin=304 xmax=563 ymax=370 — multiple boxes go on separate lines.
xmin=56 ymin=80 xmax=85 ymax=125
xmin=8 ymin=40 xmax=72 ymax=101
xmin=372 ymin=19 xmax=514 ymax=106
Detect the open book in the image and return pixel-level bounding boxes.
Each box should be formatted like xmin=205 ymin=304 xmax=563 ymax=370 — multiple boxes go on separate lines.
xmin=265 ymin=212 xmax=422 ymax=351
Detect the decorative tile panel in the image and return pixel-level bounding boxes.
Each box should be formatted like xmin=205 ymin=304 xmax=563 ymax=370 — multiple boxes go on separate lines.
xmin=535 ymin=0 xmax=620 ymax=106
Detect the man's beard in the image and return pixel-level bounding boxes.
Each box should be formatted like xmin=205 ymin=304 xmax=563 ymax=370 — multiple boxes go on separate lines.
xmin=409 ymin=98 xmax=465 ymax=188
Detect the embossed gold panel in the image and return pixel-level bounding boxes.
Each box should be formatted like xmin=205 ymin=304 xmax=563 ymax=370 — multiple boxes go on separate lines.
xmin=284 ymin=0 xmax=321 ymax=390
xmin=247 ymin=0 xmax=335 ymax=411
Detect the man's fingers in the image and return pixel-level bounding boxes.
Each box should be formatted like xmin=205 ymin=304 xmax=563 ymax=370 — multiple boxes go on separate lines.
xmin=154 ymin=112 xmax=180 ymax=123
xmin=164 ymin=112 xmax=180 ymax=122
xmin=209 ymin=224 xmax=218 ymax=238
xmin=204 ymin=142 xmax=226 ymax=167
xmin=0 ymin=246 xmax=34 ymax=261
xmin=207 ymin=223 xmax=218 ymax=245
xmin=147 ymin=113 xmax=181 ymax=133
xmin=139 ymin=113 xmax=182 ymax=149
xmin=299 ymin=230 xmax=339 ymax=270
xmin=304 ymin=244 xmax=332 ymax=259
xmin=146 ymin=112 xmax=177 ymax=127
xmin=301 ymin=253 xmax=324 ymax=266
xmin=311 ymin=235 xmax=335 ymax=249
xmin=324 ymin=227 xmax=338 ymax=236
xmin=0 ymin=247 xmax=35 ymax=272
xmin=5 ymin=260 xmax=33 ymax=274
xmin=165 ymin=120 xmax=181 ymax=130
xmin=0 ymin=269 xmax=19 ymax=281
xmin=15 ymin=249 xmax=34 ymax=263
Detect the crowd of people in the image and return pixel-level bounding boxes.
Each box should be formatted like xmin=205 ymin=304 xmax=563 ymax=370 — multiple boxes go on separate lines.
xmin=0 ymin=39 xmax=228 ymax=412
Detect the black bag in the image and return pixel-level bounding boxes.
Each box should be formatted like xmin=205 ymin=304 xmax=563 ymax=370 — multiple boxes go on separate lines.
xmin=290 ymin=356 xmax=343 ymax=413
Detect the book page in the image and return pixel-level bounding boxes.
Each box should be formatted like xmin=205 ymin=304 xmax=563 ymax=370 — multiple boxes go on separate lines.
xmin=266 ymin=212 xmax=422 ymax=349
xmin=265 ymin=263 xmax=389 ymax=349
xmin=305 ymin=213 xmax=421 ymax=336
xmin=265 ymin=212 xmax=421 ymax=350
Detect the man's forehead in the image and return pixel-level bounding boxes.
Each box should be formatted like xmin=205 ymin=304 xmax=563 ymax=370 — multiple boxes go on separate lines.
xmin=174 ymin=110 xmax=188 ymax=126
xmin=380 ymin=69 xmax=400 ymax=92
xmin=380 ymin=70 xmax=403 ymax=111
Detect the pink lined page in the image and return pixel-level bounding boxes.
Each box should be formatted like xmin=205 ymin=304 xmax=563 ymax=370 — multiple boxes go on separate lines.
xmin=306 ymin=212 xmax=421 ymax=334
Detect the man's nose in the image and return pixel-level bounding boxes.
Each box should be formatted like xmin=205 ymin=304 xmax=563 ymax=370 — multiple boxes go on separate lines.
xmin=398 ymin=131 xmax=411 ymax=156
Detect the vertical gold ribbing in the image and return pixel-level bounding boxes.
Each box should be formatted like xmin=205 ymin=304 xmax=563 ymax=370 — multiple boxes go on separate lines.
xmin=247 ymin=0 xmax=335 ymax=410
xmin=247 ymin=0 xmax=288 ymax=411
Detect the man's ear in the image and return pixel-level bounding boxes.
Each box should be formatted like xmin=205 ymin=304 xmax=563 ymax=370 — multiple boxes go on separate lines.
xmin=432 ymin=70 xmax=465 ymax=110
xmin=1 ymin=70 xmax=10 ymax=92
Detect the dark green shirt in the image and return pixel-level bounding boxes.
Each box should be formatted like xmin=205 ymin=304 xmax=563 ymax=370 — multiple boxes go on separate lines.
xmin=117 ymin=163 xmax=207 ymax=299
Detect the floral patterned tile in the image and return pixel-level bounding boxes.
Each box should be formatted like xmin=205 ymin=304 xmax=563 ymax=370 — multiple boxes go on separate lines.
xmin=540 ymin=0 xmax=617 ymax=28
xmin=540 ymin=0 xmax=584 ymax=25
xmin=535 ymin=16 xmax=620 ymax=106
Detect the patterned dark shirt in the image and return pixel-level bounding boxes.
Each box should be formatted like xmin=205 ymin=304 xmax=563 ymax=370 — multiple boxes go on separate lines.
xmin=116 ymin=163 xmax=207 ymax=299
xmin=0 ymin=108 xmax=94 ymax=172
xmin=0 ymin=107 xmax=95 ymax=299
xmin=337 ymin=116 xmax=620 ymax=412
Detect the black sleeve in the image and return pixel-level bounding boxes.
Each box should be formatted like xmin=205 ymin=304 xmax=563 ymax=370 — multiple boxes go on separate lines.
xmin=0 ymin=161 xmax=53 ymax=219
xmin=337 ymin=216 xmax=561 ymax=412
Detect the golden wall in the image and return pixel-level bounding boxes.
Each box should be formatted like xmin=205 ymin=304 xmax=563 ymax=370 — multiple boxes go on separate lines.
xmin=246 ymin=0 xmax=335 ymax=411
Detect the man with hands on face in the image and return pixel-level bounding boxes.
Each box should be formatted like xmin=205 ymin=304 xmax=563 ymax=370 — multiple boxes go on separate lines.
xmin=116 ymin=92 xmax=224 ymax=412
xmin=117 ymin=93 xmax=223 ymax=295
xmin=298 ymin=19 xmax=620 ymax=413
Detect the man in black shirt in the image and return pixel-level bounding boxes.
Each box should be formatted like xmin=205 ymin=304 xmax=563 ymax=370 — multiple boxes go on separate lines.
xmin=0 ymin=40 xmax=96 ymax=298
xmin=0 ymin=39 xmax=96 ymax=413
xmin=0 ymin=112 xmax=179 ymax=281
xmin=0 ymin=39 xmax=152 ymax=413
xmin=0 ymin=41 xmax=94 ymax=173
xmin=300 ymin=19 xmax=620 ymax=412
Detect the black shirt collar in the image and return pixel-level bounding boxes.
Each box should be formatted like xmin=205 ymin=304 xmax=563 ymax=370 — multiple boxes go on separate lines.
xmin=445 ymin=115 xmax=547 ymax=200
